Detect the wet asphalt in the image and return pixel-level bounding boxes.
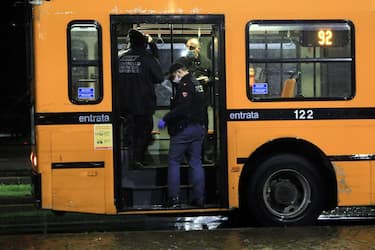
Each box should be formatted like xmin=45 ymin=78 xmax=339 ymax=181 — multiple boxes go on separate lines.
xmin=1 ymin=204 xmax=375 ymax=249
xmin=1 ymin=143 xmax=375 ymax=249
xmin=1 ymin=224 xmax=375 ymax=249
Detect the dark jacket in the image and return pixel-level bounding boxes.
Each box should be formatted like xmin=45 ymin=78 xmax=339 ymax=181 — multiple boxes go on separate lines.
xmin=175 ymin=53 xmax=212 ymax=107
xmin=163 ymin=73 xmax=205 ymax=135
xmin=118 ymin=47 xmax=164 ymax=115
xmin=175 ymin=53 xmax=212 ymax=79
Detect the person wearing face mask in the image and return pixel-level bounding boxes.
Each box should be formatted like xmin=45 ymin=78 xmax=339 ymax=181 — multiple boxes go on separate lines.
xmin=176 ymin=38 xmax=212 ymax=81
xmin=176 ymin=38 xmax=213 ymax=164
xmin=118 ymin=29 xmax=164 ymax=168
xmin=157 ymin=63 xmax=206 ymax=208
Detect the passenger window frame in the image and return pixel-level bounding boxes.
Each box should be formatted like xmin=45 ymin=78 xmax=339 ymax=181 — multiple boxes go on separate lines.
xmin=67 ymin=20 xmax=103 ymax=105
xmin=246 ymin=20 xmax=355 ymax=102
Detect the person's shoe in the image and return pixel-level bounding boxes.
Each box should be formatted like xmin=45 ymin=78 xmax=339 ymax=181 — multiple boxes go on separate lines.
xmin=165 ymin=196 xmax=180 ymax=208
xmin=202 ymin=156 xmax=213 ymax=164
xmin=190 ymin=198 xmax=204 ymax=208
xmin=132 ymin=161 xmax=147 ymax=169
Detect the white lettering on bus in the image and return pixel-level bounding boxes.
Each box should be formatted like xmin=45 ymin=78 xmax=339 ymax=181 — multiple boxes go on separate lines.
xmin=79 ymin=114 xmax=110 ymax=123
xmin=229 ymin=111 xmax=259 ymax=120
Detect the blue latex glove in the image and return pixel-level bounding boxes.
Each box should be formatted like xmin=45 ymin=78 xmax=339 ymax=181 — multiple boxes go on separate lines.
xmin=158 ymin=119 xmax=166 ymax=129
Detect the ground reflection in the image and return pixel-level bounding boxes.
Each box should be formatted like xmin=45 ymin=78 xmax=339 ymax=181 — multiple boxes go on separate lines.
xmin=2 ymin=225 xmax=375 ymax=249
xmin=174 ymin=216 xmax=228 ymax=230
xmin=1 ymin=207 xmax=375 ymax=248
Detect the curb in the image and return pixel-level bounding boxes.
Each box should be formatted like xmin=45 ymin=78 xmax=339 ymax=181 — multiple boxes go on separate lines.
xmin=0 ymin=176 xmax=31 ymax=185
xmin=0 ymin=203 xmax=36 ymax=213
xmin=0 ymin=195 xmax=34 ymax=205
xmin=0 ymin=170 xmax=31 ymax=185
xmin=0 ymin=170 xmax=31 ymax=177
xmin=0 ymin=196 xmax=35 ymax=213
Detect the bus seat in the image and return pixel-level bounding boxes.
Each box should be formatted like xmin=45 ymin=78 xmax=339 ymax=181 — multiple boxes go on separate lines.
xmin=281 ymin=79 xmax=296 ymax=97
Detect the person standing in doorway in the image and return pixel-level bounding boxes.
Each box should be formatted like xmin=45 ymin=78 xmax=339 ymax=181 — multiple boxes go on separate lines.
xmin=176 ymin=38 xmax=213 ymax=164
xmin=158 ymin=63 xmax=206 ymax=208
xmin=118 ymin=29 xmax=164 ymax=168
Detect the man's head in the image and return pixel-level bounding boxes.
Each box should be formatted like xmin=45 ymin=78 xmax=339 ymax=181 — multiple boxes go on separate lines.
xmin=128 ymin=29 xmax=147 ymax=49
xmin=169 ymin=63 xmax=189 ymax=83
xmin=185 ymin=38 xmax=200 ymax=58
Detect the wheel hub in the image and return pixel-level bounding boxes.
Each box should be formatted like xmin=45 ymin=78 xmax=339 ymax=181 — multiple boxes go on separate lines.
xmin=263 ymin=169 xmax=311 ymax=219
xmin=270 ymin=179 xmax=298 ymax=205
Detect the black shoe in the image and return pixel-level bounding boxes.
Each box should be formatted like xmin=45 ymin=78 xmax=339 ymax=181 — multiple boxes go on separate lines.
xmin=133 ymin=161 xmax=146 ymax=169
xmin=190 ymin=198 xmax=204 ymax=208
xmin=165 ymin=196 xmax=180 ymax=208
xmin=202 ymin=156 xmax=213 ymax=164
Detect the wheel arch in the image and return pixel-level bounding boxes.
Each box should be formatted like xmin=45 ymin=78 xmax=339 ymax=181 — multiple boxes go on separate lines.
xmin=239 ymin=137 xmax=337 ymax=212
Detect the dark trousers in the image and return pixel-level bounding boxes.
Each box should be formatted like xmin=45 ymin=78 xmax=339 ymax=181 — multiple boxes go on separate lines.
xmin=201 ymin=105 xmax=212 ymax=161
xmin=123 ymin=113 xmax=153 ymax=164
xmin=168 ymin=124 xmax=206 ymax=201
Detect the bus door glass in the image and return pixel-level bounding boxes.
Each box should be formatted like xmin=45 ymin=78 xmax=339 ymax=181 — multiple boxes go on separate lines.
xmin=111 ymin=15 xmax=226 ymax=211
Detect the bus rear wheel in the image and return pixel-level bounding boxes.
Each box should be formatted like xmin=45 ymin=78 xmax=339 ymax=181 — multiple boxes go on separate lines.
xmin=244 ymin=154 xmax=323 ymax=226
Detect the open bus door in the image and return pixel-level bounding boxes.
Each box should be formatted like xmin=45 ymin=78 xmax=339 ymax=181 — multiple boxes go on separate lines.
xmin=110 ymin=15 xmax=227 ymax=211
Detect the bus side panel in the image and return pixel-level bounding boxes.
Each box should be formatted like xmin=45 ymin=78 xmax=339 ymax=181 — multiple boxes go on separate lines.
xmin=229 ymin=120 xmax=375 ymax=207
xmin=52 ymin=168 xmax=105 ymax=213
xmin=226 ymin=123 xmax=241 ymax=208
xmin=333 ymin=161 xmax=371 ymax=206
xmin=36 ymin=127 xmax=53 ymax=209
xmin=37 ymin=125 xmax=116 ymax=214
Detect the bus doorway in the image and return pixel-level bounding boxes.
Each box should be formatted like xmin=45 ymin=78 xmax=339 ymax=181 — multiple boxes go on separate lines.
xmin=111 ymin=15 xmax=226 ymax=211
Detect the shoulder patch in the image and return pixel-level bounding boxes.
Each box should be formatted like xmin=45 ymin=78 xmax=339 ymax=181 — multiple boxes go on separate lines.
xmin=195 ymin=85 xmax=204 ymax=93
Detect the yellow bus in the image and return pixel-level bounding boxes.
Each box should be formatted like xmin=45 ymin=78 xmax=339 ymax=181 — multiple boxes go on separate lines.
xmin=29 ymin=0 xmax=375 ymax=226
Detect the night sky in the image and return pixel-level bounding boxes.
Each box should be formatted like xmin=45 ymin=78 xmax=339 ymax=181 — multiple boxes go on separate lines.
xmin=2 ymin=0 xmax=31 ymax=138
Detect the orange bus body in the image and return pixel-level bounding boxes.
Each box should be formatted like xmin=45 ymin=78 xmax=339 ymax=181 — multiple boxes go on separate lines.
xmin=31 ymin=0 xmax=375 ymax=225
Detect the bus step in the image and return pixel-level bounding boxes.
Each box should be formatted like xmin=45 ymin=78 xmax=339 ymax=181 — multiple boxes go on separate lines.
xmin=122 ymin=185 xmax=191 ymax=207
xmin=121 ymin=167 xmax=189 ymax=188
xmin=119 ymin=202 xmax=221 ymax=211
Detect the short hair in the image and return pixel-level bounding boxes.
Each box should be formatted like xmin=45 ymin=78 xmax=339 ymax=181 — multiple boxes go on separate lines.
xmin=169 ymin=62 xmax=187 ymax=74
xmin=186 ymin=38 xmax=200 ymax=49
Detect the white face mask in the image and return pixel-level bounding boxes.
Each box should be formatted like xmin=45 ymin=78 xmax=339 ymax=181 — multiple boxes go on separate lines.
xmin=173 ymin=75 xmax=182 ymax=83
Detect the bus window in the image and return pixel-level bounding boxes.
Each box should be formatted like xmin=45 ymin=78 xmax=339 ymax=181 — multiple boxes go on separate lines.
xmin=67 ymin=21 xmax=103 ymax=104
xmin=247 ymin=21 xmax=354 ymax=101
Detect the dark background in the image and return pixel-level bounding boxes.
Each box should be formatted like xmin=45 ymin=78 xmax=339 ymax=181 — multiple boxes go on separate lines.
xmin=2 ymin=0 xmax=32 ymax=143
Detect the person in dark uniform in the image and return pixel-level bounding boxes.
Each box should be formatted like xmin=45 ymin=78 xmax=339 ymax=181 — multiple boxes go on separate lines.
xmin=176 ymin=38 xmax=212 ymax=81
xmin=175 ymin=38 xmax=213 ymax=164
xmin=118 ymin=29 xmax=164 ymax=168
xmin=158 ymin=63 xmax=206 ymax=208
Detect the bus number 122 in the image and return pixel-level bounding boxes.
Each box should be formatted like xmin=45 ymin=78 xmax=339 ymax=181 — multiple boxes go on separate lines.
xmin=294 ymin=109 xmax=314 ymax=120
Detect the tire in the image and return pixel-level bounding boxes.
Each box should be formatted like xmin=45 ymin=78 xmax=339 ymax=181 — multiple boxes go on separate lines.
xmin=244 ymin=154 xmax=324 ymax=226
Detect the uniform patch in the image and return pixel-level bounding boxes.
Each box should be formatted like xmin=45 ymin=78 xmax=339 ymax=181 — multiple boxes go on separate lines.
xmin=195 ymin=85 xmax=204 ymax=93
xmin=182 ymin=92 xmax=188 ymax=97
xmin=119 ymin=55 xmax=141 ymax=74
